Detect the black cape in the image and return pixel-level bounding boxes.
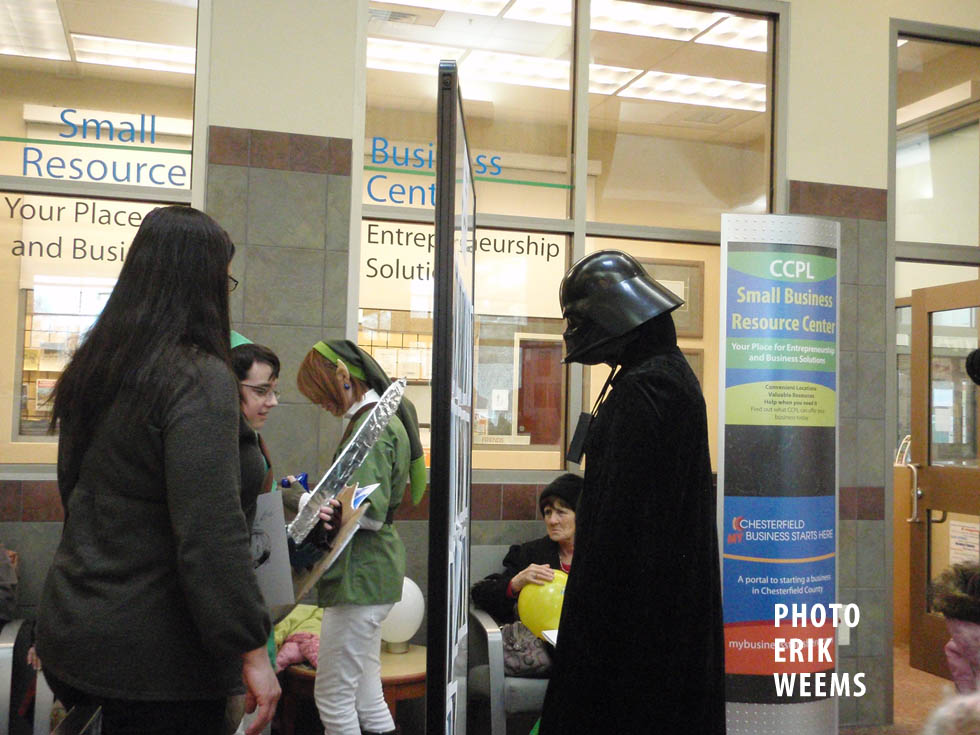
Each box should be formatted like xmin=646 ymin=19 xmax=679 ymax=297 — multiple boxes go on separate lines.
xmin=539 ymin=345 xmax=725 ymax=734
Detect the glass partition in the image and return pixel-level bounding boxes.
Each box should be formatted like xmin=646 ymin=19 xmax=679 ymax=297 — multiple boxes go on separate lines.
xmin=361 ymin=0 xmax=778 ymax=471
xmin=0 ymin=4 xmax=198 ymax=456
xmin=896 ymin=38 xmax=980 ymax=247
xmin=359 ymin=220 xmax=568 ymax=469
xmin=588 ymin=2 xmax=773 ymax=229
xmin=585 ymin=235 xmax=719 ymax=465
xmin=364 ymin=1 xmax=572 ymax=218
xmin=0 ymin=5 xmax=196 ymax=190
xmin=897 ymin=305 xmax=911 ymax=450
xmin=2 ymin=192 xmax=161 ymax=439
xmin=929 ymin=306 xmax=979 ymax=466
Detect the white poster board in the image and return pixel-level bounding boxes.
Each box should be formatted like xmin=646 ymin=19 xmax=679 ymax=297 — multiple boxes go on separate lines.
xmin=949 ymin=519 xmax=979 ymax=566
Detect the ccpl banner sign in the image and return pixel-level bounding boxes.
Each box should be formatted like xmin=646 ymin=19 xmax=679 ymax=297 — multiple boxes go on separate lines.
xmin=719 ymin=215 xmax=843 ymax=732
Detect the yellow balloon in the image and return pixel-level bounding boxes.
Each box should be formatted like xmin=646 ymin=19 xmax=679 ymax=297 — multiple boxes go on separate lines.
xmin=517 ymin=569 xmax=568 ymax=639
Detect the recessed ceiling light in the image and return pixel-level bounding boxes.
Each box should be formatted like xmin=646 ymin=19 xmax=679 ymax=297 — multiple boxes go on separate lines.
xmin=71 ymin=34 xmax=195 ymax=74
xmin=461 ymin=50 xmax=569 ymax=91
xmin=504 ymin=0 xmax=728 ymax=42
xmin=367 ymin=37 xmax=465 ymax=75
xmin=0 ymin=0 xmax=70 ymax=61
xmin=370 ymin=39 xmax=640 ymax=93
xmin=370 ymin=0 xmax=509 ymax=15
xmin=588 ymin=63 xmax=644 ymax=94
xmin=694 ymin=16 xmax=768 ymax=53
xmin=462 ymin=49 xmax=641 ymax=94
xmin=619 ymin=70 xmax=766 ymax=111
xmin=592 ymin=0 xmax=729 ymax=40
xmin=500 ymin=0 xmax=572 ymax=25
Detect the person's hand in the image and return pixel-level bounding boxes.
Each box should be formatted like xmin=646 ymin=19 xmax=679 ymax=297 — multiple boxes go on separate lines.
xmin=510 ymin=563 xmax=555 ymax=593
xmin=241 ymin=646 xmax=280 ymax=735
xmin=318 ymin=498 xmax=342 ymax=532
xmin=26 ymin=645 xmax=41 ymax=671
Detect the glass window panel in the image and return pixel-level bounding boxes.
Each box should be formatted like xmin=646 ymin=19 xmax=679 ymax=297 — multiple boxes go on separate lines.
xmin=897 ymin=305 xmax=911 ymax=452
xmin=585 ymin=235 xmax=719 ymax=466
xmin=929 ymin=306 xmax=979 ymax=466
xmin=1 ymin=8 xmax=198 ymax=449
xmin=364 ymin=1 xmax=571 ymax=218
xmin=895 ymin=262 xmax=980 ymax=299
xmin=588 ymin=2 xmax=772 ymax=229
xmin=2 ymin=192 xmax=163 ymax=439
xmin=896 ymin=38 xmax=980 ymax=247
xmin=0 ymin=4 xmax=197 ymax=190
xmin=358 ymin=220 xmax=568 ymax=469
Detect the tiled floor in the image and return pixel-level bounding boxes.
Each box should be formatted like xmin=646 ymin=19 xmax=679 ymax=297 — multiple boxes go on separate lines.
xmin=841 ymin=645 xmax=951 ymax=735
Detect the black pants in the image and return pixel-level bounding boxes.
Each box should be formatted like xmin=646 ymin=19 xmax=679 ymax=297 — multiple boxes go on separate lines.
xmin=43 ymin=668 xmax=226 ymax=735
xmin=7 ymin=620 xmax=34 ymax=735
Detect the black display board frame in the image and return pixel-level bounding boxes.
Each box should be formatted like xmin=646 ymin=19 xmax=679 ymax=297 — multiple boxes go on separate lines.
xmin=426 ymin=60 xmax=476 ymax=735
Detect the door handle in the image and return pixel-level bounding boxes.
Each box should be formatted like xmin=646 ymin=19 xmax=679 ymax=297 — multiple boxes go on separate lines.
xmin=906 ymin=463 xmax=923 ymax=523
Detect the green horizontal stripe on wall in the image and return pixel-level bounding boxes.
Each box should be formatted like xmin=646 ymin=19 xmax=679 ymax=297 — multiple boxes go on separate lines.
xmin=0 ymin=136 xmax=190 ymax=155
xmin=363 ymin=164 xmax=572 ymax=189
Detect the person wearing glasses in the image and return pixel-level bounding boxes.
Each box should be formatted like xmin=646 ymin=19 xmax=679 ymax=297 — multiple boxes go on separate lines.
xmin=226 ymin=340 xmax=337 ymax=735
xmin=35 ymin=206 xmax=279 ymax=735
xmin=229 ymin=338 xmax=341 ymax=538
xmin=230 ymin=342 xmax=281 ymax=527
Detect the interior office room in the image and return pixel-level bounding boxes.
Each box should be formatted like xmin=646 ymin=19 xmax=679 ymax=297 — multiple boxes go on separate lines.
xmin=4 ymin=0 xmax=980 ymax=733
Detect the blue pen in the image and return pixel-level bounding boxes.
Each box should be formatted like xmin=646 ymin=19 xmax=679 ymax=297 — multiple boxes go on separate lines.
xmin=281 ymin=472 xmax=309 ymax=491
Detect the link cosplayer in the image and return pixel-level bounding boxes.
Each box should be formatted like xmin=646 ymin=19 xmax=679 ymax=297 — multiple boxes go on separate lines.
xmin=538 ymin=251 xmax=725 ymax=735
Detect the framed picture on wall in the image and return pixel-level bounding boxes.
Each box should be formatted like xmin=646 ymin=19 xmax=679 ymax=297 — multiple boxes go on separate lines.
xmin=638 ymin=258 xmax=704 ymax=338
xmin=681 ymin=347 xmax=704 ymax=386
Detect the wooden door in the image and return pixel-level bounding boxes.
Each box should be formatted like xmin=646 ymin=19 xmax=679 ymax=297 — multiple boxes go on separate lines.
xmin=517 ymin=340 xmax=563 ymax=445
xmin=909 ymin=278 xmax=980 ymax=676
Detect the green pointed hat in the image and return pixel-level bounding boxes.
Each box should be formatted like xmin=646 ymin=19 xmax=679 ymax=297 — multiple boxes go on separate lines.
xmin=312 ymin=339 xmax=427 ymax=505
xmin=230 ymin=330 xmax=252 ymax=348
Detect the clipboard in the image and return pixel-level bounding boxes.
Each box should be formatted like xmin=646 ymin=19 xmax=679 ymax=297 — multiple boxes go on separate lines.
xmin=290 ymin=482 xmax=373 ymax=603
xmin=252 ymin=493 xmax=294 ymax=614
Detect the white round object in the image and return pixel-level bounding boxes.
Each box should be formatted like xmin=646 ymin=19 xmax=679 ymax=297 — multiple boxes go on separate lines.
xmin=381 ymin=577 xmax=425 ymax=643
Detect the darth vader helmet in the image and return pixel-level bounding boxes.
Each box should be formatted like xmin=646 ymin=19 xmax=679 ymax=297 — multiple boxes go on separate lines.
xmin=559 ymin=250 xmax=684 ymax=365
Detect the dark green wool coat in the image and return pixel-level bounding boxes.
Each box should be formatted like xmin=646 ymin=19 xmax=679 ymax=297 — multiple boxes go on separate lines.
xmin=316 ymin=411 xmax=408 ymax=607
xmin=37 ymin=351 xmax=271 ymax=701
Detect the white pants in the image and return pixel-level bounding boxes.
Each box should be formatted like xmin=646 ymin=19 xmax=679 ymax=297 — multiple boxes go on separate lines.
xmin=314 ymin=603 xmax=395 ymax=735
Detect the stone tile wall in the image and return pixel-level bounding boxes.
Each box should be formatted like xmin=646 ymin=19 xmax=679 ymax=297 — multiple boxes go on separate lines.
xmin=791 ymin=180 xmax=891 ymax=727
xmin=206 ymin=125 xmax=352 ymax=491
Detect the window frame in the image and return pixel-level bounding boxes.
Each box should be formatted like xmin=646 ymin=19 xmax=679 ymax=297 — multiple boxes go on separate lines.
xmin=361 ymin=0 xmax=787 ymax=476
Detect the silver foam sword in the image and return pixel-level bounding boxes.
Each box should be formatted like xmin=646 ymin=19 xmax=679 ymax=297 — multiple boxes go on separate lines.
xmin=286 ymin=377 xmax=406 ymax=544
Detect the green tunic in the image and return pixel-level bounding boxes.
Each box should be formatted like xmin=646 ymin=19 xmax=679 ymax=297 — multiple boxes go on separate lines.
xmin=316 ymin=412 xmax=409 ymax=607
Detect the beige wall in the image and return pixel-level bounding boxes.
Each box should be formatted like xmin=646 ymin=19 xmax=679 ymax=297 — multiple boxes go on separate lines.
xmin=207 ymin=0 xmax=361 ymax=139
xmin=785 ymin=0 xmax=980 ymax=189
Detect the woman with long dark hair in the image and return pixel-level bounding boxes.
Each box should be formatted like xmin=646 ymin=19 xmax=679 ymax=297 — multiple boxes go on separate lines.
xmin=36 ymin=206 xmax=280 ymax=735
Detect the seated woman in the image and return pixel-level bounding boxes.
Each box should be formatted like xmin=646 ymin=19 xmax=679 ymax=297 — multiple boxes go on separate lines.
xmin=471 ymin=473 xmax=582 ymax=623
